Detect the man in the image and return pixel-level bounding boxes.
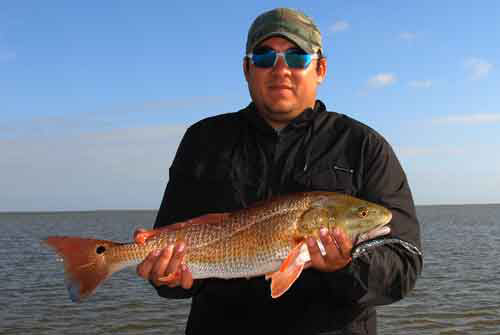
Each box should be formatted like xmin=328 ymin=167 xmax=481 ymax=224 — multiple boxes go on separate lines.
xmin=137 ymin=8 xmax=422 ymax=335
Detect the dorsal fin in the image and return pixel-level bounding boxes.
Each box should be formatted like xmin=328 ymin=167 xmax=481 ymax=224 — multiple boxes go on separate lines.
xmin=134 ymin=213 xmax=230 ymax=244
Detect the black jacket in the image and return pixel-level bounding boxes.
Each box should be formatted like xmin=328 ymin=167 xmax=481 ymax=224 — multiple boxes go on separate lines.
xmin=153 ymin=100 xmax=423 ymax=335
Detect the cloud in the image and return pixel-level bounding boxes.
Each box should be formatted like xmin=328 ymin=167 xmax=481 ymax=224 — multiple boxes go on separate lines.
xmin=367 ymin=73 xmax=397 ymax=88
xmin=330 ymin=20 xmax=350 ymax=33
xmin=432 ymin=113 xmax=500 ymax=125
xmin=464 ymin=58 xmax=493 ymax=80
xmin=399 ymin=32 xmax=416 ymax=41
xmin=408 ymin=80 xmax=432 ymax=88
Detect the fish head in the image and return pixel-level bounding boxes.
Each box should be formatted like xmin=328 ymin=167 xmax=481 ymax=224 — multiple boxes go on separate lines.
xmin=298 ymin=193 xmax=392 ymax=242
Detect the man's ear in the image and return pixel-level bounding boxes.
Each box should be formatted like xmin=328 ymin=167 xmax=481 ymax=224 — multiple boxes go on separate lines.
xmin=316 ymin=57 xmax=327 ymax=84
xmin=243 ymin=58 xmax=250 ymax=81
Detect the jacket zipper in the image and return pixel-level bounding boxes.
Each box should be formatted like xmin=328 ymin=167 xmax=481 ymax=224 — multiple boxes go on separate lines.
xmin=333 ymin=165 xmax=354 ymax=174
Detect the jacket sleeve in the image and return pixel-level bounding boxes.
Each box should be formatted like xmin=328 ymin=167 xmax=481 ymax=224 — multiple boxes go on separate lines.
xmin=149 ymin=126 xmax=207 ymax=299
xmin=322 ymin=132 xmax=423 ymax=306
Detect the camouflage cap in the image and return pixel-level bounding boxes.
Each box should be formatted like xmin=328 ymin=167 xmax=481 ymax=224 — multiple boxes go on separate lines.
xmin=246 ymin=8 xmax=322 ymax=55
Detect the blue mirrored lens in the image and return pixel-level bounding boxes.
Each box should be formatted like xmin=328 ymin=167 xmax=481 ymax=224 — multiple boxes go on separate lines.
xmin=286 ymin=53 xmax=312 ymax=68
xmin=252 ymin=51 xmax=277 ymax=68
xmin=251 ymin=50 xmax=313 ymax=69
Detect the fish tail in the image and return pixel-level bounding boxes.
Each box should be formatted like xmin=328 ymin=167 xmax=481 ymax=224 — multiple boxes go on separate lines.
xmin=44 ymin=236 xmax=122 ymax=302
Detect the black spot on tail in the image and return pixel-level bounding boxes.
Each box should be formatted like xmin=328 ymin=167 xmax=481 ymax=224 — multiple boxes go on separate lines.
xmin=96 ymin=246 xmax=106 ymax=254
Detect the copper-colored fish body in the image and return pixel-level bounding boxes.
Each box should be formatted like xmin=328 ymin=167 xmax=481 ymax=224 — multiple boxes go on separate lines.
xmin=44 ymin=192 xmax=392 ymax=302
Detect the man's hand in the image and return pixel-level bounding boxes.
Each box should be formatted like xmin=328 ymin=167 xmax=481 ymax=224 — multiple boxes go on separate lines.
xmin=306 ymin=227 xmax=353 ymax=272
xmin=135 ymin=229 xmax=194 ymax=289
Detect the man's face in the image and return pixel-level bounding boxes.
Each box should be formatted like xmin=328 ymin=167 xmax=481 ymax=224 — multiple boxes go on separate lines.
xmin=244 ymin=36 xmax=327 ymax=129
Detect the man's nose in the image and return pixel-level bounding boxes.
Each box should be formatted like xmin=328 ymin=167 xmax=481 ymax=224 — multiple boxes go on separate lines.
xmin=272 ymin=54 xmax=291 ymax=73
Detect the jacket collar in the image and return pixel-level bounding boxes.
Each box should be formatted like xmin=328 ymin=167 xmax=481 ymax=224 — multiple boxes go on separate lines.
xmin=242 ymin=100 xmax=326 ymax=135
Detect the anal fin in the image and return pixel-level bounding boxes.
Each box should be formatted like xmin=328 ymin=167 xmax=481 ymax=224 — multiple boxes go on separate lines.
xmin=268 ymin=242 xmax=306 ymax=298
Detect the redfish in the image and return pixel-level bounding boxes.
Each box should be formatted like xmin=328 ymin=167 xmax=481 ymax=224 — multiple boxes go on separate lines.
xmin=44 ymin=191 xmax=392 ymax=302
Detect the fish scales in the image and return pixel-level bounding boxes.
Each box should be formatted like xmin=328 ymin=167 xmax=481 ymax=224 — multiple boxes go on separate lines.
xmin=187 ymin=210 xmax=305 ymax=278
xmin=182 ymin=194 xmax=312 ymax=278
xmin=109 ymin=193 xmax=312 ymax=278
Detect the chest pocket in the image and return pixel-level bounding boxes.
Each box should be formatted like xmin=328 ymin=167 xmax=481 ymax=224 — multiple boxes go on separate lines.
xmin=291 ymin=161 xmax=356 ymax=196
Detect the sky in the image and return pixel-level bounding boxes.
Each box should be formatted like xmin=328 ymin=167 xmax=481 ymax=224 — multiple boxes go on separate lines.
xmin=1 ymin=1 xmax=499 ymax=211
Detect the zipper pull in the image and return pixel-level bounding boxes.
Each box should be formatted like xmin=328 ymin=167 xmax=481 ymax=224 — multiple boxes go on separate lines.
xmin=333 ymin=165 xmax=354 ymax=174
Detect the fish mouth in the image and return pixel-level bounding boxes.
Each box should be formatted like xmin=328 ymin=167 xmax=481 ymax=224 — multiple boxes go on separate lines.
xmin=355 ymin=224 xmax=391 ymax=245
xmin=375 ymin=205 xmax=393 ymax=226
xmin=354 ymin=209 xmax=393 ymax=245
xmin=383 ymin=209 xmax=393 ymax=225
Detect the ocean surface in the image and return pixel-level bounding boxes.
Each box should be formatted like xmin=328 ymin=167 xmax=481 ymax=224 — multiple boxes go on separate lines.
xmin=1 ymin=204 xmax=499 ymax=335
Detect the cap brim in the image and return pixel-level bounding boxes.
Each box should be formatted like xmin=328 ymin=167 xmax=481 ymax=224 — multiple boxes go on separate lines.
xmin=248 ymin=31 xmax=316 ymax=54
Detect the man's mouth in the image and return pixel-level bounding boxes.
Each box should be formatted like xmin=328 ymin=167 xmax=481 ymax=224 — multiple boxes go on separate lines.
xmin=269 ymin=84 xmax=293 ymax=90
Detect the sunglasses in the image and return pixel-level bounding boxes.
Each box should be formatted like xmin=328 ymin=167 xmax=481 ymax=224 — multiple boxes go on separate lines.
xmin=246 ymin=49 xmax=319 ymax=69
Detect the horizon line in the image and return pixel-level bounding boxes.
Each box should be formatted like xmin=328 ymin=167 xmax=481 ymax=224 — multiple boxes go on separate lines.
xmin=2 ymin=202 xmax=500 ymax=214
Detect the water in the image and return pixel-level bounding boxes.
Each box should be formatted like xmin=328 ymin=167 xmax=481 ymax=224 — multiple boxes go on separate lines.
xmin=1 ymin=205 xmax=499 ymax=334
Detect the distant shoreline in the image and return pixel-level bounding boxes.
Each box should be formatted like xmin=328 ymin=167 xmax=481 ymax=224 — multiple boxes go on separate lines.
xmin=0 ymin=209 xmax=157 ymax=215
xmin=1 ymin=203 xmax=500 ymax=214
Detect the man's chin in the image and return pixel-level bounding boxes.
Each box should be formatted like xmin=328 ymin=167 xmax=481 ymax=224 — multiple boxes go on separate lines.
xmin=263 ymin=107 xmax=304 ymax=126
xmin=265 ymin=101 xmax=297 ymax=116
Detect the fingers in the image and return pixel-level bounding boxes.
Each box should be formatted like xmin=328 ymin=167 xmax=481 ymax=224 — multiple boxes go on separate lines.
xmin=328 ymin=227 xmax=353 ymax=259
xmin=151 ymin=245 xmax=175 ymax=285
xmin=307 ymin=234 xmax=327 ymax=270
xmin=307 ymin=227 xmax=353 ymax=272
xmin=136 ymin=241 xmax=194 ymax=289
xmin=165 ymin=242 xmax=186 ymax=278
xmin=136 ymin=248 xmax=162 ymax=279
xmin=180 ymin=264 xmax=194 ymax=289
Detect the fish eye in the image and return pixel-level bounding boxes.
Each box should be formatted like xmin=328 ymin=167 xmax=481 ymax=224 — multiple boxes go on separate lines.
xmin=96 ymin=246 xmax=106 ymax=254
xmin=358 ymin=208 xmax=369 ymax=218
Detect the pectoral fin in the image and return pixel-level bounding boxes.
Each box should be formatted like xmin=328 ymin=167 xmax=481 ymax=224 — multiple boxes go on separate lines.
xmin=267 ymin=242 xmax=305 ymax=298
